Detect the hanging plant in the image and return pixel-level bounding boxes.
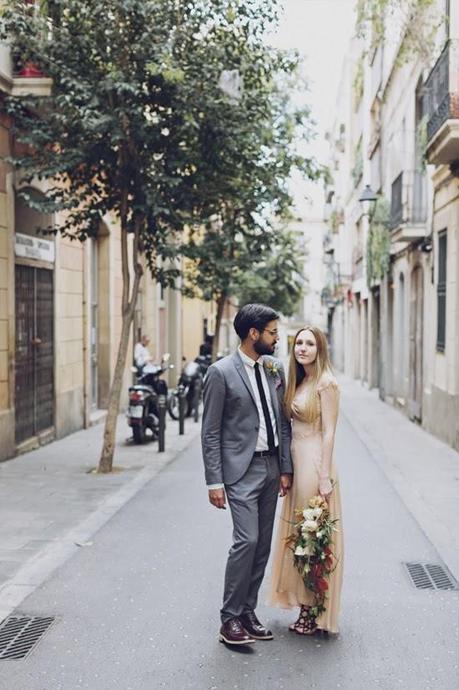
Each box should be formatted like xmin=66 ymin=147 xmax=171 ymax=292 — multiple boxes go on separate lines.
xmin=415 ymin=114 xmax=428 ymax=171
xmin=355 ymin=0 xmax=443 ymax=67
xmin=367 ymin=196 xmax=391 ymax=287
xmin=352 ymin=56 xmax=364 ymax=108
xmin=351 ymin=139 xmax=363 ymax=187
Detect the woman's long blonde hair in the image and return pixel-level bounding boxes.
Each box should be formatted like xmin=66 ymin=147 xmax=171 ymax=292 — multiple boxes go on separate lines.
xmin=284 ymin=326 xmax=333 ymax=422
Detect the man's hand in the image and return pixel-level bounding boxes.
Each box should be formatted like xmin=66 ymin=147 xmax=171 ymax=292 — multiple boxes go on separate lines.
xmin=208 ymin=488 xmax=226 ymax=509
xmin=279 ymin=473 xmax=292 ymax=497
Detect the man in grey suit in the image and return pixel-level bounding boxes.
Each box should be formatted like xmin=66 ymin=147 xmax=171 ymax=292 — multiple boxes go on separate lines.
xmin=201 ymin=303 xmax=293 ymax=646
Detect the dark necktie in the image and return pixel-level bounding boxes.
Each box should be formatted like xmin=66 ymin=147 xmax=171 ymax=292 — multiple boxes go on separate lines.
xmin=254 ymin=362 xmax=275 ymax=449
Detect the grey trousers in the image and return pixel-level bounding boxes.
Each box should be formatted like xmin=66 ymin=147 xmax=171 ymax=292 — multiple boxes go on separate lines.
xmin=221 ymin=452 xmax=280 ymax=623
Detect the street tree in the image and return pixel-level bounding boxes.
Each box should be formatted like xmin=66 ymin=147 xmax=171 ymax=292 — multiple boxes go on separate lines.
xmin=0 ymin=0 xmax=288 ymax=471
xmin=181 ymin=58 xmax=323 ymax=358
xmin=234 ymin=229 xmax=306 ymax=317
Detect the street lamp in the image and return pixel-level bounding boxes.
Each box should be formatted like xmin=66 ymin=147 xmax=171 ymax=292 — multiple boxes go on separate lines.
xmin=358 ymin=184 xmax=377 ymax=217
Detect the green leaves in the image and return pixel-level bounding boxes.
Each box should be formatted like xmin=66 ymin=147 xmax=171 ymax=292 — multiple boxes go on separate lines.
xmin=235 ymin=230 xmax=306 ymax=317
xmin=1 ymin=0 xmax=320 ymax=300
xmin=367 ymin=196 xmax=391 ymax=287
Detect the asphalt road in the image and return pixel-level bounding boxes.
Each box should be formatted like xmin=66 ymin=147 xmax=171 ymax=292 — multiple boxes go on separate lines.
xmin=1 ymin=412 xmax=458 ymax=690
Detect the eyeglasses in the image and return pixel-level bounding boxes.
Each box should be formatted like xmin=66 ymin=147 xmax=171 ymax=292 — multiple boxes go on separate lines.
xmin=262 ymin=329 xmax=279 ymax=337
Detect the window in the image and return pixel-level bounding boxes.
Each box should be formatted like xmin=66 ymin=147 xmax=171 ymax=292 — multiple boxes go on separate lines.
xmin=436 ymin=230 xmax=447 ymax=352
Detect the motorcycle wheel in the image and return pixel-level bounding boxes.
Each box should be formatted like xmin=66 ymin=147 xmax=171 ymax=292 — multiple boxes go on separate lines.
xmin=132 ymin=424 xmax=146 ymax=444
xmin=167 ymin=393 xmax=180 ymax=420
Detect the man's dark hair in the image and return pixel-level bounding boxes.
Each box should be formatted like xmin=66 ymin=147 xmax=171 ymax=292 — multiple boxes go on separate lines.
xmin=233 ymin=303 xmax=279 ymax=340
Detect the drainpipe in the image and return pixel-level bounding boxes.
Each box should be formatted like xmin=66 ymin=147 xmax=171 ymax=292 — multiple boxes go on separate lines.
xmin=82 ymin=243 xmax=89 ymax=428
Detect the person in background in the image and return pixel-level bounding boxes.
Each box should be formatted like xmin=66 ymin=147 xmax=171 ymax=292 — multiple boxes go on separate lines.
xmin=199 ymin=334 xmax=213 ymax=358
xmin=134 ymin=335 xmax=153 ymax=373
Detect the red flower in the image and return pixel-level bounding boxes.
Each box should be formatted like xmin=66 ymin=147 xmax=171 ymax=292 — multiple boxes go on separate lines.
xmin=312 ymin=563 xmax=324 ymax=577
xmin=317 ymin=578 xmax=329 ymax=592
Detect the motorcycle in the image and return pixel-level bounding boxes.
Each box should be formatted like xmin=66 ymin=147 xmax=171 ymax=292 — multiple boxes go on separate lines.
xmin=194 ymin=353 xmax=212 ymax=379
xmin=127 ymin=353 xmax=173 ymax=444
xmin=167 ymin=357 xmax=205 ymax=421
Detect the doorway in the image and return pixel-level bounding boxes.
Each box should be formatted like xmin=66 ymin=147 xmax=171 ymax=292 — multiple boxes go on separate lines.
xmin=15 ymin=265 xmax=54 ymax=444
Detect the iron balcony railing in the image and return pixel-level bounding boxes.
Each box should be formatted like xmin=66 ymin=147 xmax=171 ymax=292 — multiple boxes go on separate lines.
xmin=424 ymin=39 xmax=459 ymax=142
xmin=389 ymin=170 xmax=427 ymax=231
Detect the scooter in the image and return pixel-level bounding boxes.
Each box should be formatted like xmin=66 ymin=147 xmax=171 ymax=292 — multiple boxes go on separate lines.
xmin=168 ymin=358 xmax=204 ymax=421
xmin=194 ymin=353 xmax=212 ymax=379
xmin=127 ymin=353 xmax=173 ymax=444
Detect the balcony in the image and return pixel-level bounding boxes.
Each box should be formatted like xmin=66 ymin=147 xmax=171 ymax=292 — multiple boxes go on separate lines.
xmin=388 ymin=170 xmax=427 ymax=243
xmin=424 ymin=40 xmax=459 ymax=165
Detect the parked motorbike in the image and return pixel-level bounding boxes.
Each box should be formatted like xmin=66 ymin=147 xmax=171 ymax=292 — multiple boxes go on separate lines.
xmin=194 ymin=353 xmax=212 ymax=379
xmin=127 ymin=353 xmax=173 ymax=444
xmin=168 ymin=358 xmax=205 ymax=421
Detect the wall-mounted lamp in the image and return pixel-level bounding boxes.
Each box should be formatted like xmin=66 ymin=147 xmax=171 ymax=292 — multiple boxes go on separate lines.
xmin=358 ymin=184 xmax=378 ymax=217
xmin=420 ymin=237 xmax=433 ymax=253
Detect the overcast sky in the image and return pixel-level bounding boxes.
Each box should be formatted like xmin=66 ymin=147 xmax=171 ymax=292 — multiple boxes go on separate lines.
xmin=268 ymin=0 xmax=356 ymax=213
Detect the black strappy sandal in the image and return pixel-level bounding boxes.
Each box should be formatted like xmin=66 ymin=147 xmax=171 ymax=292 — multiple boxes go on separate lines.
xmin=288 ymin=605 xmax=317 ymax=635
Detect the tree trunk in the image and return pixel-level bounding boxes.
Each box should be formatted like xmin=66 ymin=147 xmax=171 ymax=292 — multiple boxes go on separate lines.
xmin=212 ymin=292 xmax=226 ymax=361
xmin=98 ymin=219 xmax=143 ymax=473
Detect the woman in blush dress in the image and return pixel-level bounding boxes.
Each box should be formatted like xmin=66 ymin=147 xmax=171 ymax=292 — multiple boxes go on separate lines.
xmin=269 ymin=326 xmax=343 ymax=635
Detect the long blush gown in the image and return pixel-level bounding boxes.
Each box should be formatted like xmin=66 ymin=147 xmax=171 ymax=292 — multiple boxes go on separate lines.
xmin=269 ymin=376 xmax=343 ymax=633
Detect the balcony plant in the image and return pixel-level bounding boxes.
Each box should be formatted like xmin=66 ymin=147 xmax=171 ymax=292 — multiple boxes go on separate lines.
xmin=351 ymin=139 xmax=363 ymax=187
xmin=366 ymin=196 xmax=390 ymax=287
xmin=356 ymin=0 xmax=443 ymax=66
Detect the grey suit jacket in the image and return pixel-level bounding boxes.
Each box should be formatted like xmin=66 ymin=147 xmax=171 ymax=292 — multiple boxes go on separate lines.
xmin=201 ymin=352 xmax=293 ymax=486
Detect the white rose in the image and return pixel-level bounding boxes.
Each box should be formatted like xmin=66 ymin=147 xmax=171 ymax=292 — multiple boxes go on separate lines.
xmin=294 ymin=545 xmax=306 ymax=556
xmin=302 ymin=508 xmax=315 ymax=521
xmin=302 ymin=520 xmax=318 ymax=532
xmin=312 ymin=507 xmax=323 ymax=518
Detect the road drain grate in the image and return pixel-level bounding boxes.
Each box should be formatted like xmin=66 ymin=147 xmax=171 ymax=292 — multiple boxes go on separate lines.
xmin=0 ymin=616 xmax=55 ymax=660
xmin=404 ymin=562 xmax=459 ymax=591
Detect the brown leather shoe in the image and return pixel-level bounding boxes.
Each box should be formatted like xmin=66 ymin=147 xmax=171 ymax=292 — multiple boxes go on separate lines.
xmin=239 ymin=611 xmax=273 ymax=640
xmin=219 ymin=618 xmax=256 ymax=645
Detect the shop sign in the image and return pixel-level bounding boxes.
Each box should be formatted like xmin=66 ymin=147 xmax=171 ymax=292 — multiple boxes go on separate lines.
xmin=15 ymin=232 xmax=55 ymax=263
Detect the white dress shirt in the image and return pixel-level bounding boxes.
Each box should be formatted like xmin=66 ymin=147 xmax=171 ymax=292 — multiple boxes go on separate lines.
xmin=134 ymin=342 xmax=151 ymax=368
xmin=208 ymin=348 xmax=279 ymax=490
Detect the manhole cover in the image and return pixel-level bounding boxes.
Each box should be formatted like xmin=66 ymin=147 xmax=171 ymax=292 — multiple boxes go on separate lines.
xmin=404 ymin=562 xmax=459 ymax=591
xmin=0 ymin=616 xmax=55 ymax=660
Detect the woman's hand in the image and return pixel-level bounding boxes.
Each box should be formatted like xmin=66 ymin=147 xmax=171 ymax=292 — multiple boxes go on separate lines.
xmin=319 ymin=476 xmax=333 ymax=501
xmin=279 ymin=473 xmax=292 ymax=497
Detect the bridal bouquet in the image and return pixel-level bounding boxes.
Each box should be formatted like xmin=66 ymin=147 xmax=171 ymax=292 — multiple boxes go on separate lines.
xmin=287 ymin=494 xmax=339 ymax=621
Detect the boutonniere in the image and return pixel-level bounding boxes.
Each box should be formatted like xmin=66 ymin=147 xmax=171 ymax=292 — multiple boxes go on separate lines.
xmin=264 ymin=359 xmax=282 ymax=387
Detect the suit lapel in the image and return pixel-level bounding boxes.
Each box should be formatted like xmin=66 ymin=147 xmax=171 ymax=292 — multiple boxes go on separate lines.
xmin=265 ymin=365 xmax=281 ymax=426
xmin=232 ymin=352 xmax=257 ymax=407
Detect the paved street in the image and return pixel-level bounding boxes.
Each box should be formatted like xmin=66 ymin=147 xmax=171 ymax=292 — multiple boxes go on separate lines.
xmin=1 ymin=381 xmax=459 ymax=689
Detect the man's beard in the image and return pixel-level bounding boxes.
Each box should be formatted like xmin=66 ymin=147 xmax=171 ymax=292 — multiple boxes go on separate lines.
xmin=254 ymin=340 xmax=276 ymax=356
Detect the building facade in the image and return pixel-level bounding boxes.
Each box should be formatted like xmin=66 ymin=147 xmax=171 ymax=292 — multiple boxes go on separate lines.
xmin=325 ymin=1 xmax=459 ymax=451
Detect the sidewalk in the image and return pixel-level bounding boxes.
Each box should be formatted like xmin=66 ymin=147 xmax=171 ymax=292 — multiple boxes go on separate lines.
xmin=0 ymin=413 xmax=201 ymax=621
xmin=339 ymin=373 xmax=459 ymax=581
